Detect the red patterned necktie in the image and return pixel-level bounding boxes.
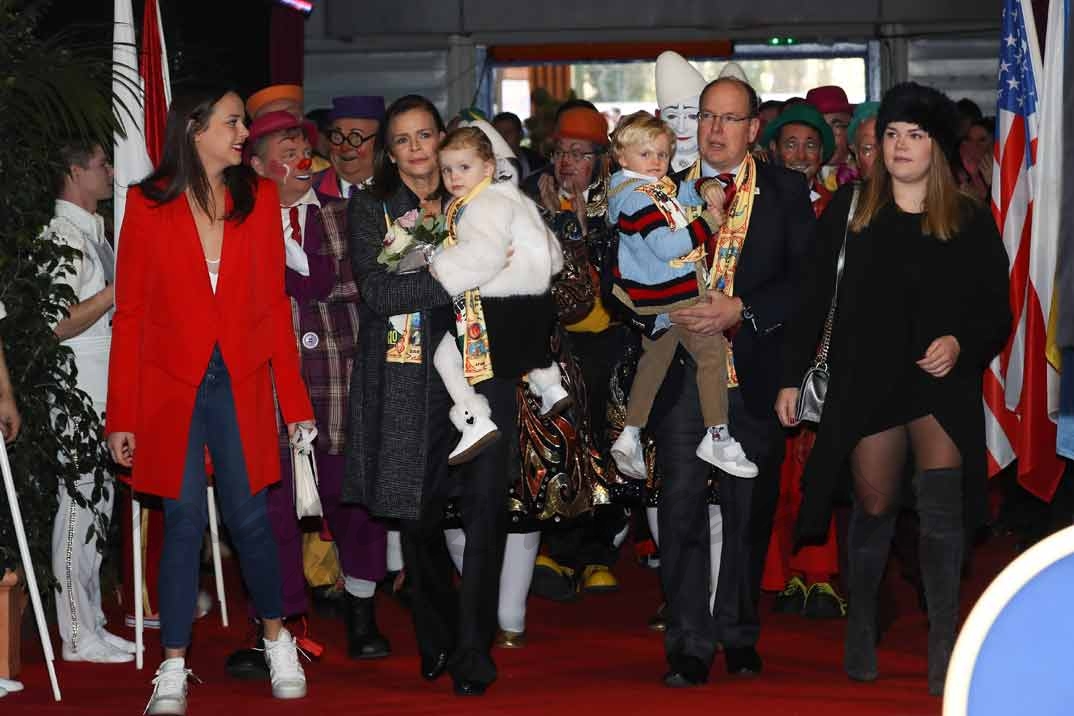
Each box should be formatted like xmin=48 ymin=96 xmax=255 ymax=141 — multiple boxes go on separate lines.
xmin=717 ymin=173 xmax=737 ymax=208
xmin=288 ymin=205 xmax=303 ymax=246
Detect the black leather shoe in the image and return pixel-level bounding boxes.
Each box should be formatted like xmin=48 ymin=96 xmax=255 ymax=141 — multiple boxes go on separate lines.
xmin=724 ymin=646 xmax=762 ymax=676
xmin=663 ymin=655 xmax=708 ymax=687
xmin=344 ymin=593 xmax=391 ymax=659
xmin=453 ymin=679 xmax=488 ymax=696
xmin=421 ymin=650 xmax=449 ymax=681
xmin=226 ymin=622 xmax=268 ymax=680
xmin=530 ymin=556 xmax=579 ymax=602
xmin=226 ymin=647 xmax=268 ymax=680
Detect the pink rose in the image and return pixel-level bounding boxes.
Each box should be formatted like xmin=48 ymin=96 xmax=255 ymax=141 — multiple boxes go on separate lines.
xmin=396 ymin=209 xmax=420 ymax=230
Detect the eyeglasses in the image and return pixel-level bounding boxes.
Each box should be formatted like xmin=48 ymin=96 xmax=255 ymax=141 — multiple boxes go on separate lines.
xmin=551 ymin=149 xmax=597 ymax=162
xmin=698 ymin=112 xmax=754 ymax=127
xmin=328 ymin=129 xmax=374 ymax=148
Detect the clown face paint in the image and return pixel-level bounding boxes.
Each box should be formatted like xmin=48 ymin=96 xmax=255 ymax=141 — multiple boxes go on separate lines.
xmin=258 ymin=129 xmax=314 ymax=205
xmin=329 ymin=116 xmax=379 ymax=185
xmin=659 ymin=101 xmax=700 ymax=173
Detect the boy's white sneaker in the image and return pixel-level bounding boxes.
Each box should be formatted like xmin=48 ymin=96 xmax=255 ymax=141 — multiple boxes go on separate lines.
xmin=696 ymin=435 xmax=758 ymax=478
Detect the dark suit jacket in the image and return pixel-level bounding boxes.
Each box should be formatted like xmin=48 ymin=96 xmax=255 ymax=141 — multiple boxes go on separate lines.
xmin=667 ymin=159 xmax=816 ymax=418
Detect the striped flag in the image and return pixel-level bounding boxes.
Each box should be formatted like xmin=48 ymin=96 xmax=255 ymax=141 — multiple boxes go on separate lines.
xmin=984 ymin=0 xmax=1065 ymax=500
xmin=112 ymin=0 xmax=171 ymax=242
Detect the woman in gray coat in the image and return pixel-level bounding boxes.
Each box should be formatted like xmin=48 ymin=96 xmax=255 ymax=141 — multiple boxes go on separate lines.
xmin=343 ymin=95 xmax=514 ymax=696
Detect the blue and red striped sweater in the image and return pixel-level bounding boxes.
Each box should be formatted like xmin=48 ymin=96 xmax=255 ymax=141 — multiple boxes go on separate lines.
xmin=608 ymin=170 xmax=719 ymax=313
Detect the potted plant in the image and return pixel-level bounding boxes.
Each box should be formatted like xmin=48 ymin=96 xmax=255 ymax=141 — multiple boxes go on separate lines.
xmin=0 ymin=0 xmax=119 ymax=675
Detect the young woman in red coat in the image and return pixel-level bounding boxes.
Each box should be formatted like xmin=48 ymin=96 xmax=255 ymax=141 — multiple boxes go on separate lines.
xmin=106 ymin=86 xmax=315 ymax=715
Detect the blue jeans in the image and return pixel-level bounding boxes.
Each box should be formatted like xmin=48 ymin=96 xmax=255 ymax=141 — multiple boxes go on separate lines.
xmin=159 ymin=346 xmax=282 ymax=648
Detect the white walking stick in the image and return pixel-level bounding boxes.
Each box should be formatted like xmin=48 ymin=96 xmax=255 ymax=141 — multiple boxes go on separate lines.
xmin=132 ymin=486 xmax=229 ymax=670
xmin=206 ymin=486 xmax=228 ymax=627
xmin=0 ymin=440 xmax=61 ymax=701
xmin=132 ymin=495 xmax=143 ymax=669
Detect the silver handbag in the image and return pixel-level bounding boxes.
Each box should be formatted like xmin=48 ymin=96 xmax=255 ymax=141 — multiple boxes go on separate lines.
xmin=795 ymin=185 xmax=859 ymax=424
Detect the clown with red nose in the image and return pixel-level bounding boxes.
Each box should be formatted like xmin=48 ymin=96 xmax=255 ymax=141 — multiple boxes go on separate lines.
xmin=236 ymin=111 xmax=393 ymax=670
xmin=247 ymin=111 xmax=332 ymax=300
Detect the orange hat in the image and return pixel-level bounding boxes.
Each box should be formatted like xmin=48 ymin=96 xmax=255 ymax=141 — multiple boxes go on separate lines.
xmin=553 ymin=107 xmax=610 ymax=147
xmin=246 ymin=84 xmax=303 ymax=119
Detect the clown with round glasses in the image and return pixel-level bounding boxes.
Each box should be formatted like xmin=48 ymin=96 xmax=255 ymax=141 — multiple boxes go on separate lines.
xmin=315 ymin=95 xmax=386 ymax=199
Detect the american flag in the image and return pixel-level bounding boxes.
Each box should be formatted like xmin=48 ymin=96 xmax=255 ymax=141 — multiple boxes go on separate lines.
xmin=984 ymin=0 xmax=1065 ymax=500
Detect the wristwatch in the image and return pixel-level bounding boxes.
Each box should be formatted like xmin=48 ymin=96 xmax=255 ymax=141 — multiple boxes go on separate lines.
xmin=741 ymin=303 xmax=758 ymax=332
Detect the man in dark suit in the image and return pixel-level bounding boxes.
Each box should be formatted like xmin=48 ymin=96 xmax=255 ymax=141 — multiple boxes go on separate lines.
xmin=654 ymin=77 xmax=816 ymax=686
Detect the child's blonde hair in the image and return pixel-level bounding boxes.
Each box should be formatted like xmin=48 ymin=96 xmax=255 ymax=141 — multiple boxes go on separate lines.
xmin=438 ymin=126 xmax=495 ymax=162
xmin=610 ymin=111 xmax=677 ymax=163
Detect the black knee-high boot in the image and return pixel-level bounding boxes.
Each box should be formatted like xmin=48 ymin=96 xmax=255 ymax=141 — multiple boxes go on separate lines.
xmin=913 ymin=468 xmax=963 ymax=696
xmin=844 ymin=499 xmax=897 ymax=681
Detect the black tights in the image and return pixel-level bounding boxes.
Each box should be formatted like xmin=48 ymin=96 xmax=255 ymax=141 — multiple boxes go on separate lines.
xmin=850 ymin=415 xmax=961 ymax=516
xmin=845 ymin=414 xmax=964 ymax=692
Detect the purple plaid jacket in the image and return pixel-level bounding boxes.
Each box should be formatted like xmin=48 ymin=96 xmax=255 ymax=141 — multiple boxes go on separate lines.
xmin=284 ymin=200 xmax=360 ymax=455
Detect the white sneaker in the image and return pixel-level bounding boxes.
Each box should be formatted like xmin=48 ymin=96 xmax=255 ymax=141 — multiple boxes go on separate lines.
xmin=145 ymin=657 xmax=192 ymax=715
xmin=537 ymin=384 xmax=572 ymax=417
xmin=696 ymin=434 xmax=759 ymax=478
xmin=611 ymin=430 xmax=648 ymax=481
xmin=100 ymin=629 xmax=138 ymax=654
xmin=448 ymin=403 xmax=501 ymax=466
xmin=264 ymin=627 xmax=307 ymax=699
xmin=62 ymin=639 xmax=134 ymax=663
xmin=0 ymin=678 xmax=23 ymax=693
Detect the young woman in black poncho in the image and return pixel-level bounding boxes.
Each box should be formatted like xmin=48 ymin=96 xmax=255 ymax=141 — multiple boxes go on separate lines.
xmin=775 ymin=82 xmax=1012 ymax=696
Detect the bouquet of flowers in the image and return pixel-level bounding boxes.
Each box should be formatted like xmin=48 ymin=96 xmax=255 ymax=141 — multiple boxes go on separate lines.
xmin=377 ymin=208 xmax=448 ymax=273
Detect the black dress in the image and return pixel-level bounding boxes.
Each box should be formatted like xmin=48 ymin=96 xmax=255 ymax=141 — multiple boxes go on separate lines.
xmin=784 ymin=186 xmax=1012 ymax=542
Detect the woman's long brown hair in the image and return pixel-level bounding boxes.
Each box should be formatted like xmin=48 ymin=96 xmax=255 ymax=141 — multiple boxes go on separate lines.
xmin=850 ymin=139 xmax=966 ymax=240
xmin=138 ymin=86 xmax=256 ymax=223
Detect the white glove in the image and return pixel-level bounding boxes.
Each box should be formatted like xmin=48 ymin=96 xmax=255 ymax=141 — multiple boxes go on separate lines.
xmin=284 ymin=238 xmax=310 ymax=276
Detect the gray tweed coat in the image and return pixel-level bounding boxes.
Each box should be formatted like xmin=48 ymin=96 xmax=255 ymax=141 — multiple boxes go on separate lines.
xmin=342 ymin=184 xmax=453 ymax=520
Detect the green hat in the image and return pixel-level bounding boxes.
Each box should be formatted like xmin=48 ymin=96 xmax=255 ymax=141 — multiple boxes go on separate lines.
xmin=760 ymin=103 xmax=836 ymax=164
xmin=848 ymin=101 xmax=880 ymax=144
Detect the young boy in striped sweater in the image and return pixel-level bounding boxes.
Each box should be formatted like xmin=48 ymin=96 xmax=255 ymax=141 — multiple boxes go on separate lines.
xmin=607 ymin=111 xmax=757 ymax=481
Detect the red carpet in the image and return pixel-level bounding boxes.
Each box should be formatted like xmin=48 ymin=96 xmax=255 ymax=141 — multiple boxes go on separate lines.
xmin=5 ymin=535 xmax=1017 ymax=715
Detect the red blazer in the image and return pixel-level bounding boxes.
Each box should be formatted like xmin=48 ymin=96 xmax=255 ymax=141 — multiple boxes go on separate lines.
xmin=106 ymin=177 xmax=314 ymax=499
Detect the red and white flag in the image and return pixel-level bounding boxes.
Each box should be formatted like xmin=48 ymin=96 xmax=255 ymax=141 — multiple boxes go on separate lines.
xmin=112 ymin=0 xmax=171 ymax=242
xmin=985 ymin=0 xmax=1064 ymax=500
